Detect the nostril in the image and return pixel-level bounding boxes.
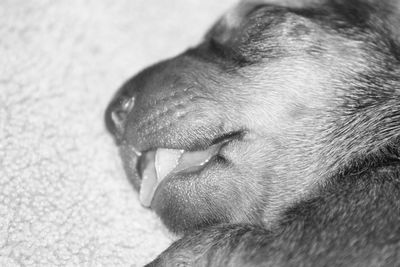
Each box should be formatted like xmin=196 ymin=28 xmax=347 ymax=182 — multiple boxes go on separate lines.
xmin=105 ymin=96 xmax=135 ymax=141
xmin=111 ymin=106 xmax=128 ymax=128
xmin=120 ymin=96 xmax=135 ymax=111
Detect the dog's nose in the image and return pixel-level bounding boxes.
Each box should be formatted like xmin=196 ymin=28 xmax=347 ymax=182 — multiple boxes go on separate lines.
xmin=105 ymin=93 xmax=135 ymax=143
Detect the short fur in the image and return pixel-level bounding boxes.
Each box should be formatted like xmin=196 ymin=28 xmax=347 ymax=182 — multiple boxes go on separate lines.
xmin=106 ymin=0 xmax=400 ymax=266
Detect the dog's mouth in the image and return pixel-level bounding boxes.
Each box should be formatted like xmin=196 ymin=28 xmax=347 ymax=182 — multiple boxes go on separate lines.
xmin=136 ymin=132 xmax=242 ymax=207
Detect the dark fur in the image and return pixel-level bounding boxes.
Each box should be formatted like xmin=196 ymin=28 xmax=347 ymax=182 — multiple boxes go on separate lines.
xmin=106 ymin=0 xmax=400 ymax=266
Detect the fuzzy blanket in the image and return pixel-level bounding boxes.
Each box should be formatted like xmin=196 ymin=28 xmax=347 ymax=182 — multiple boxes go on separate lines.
xmin=0 ymin=0 xmax=235 ymax=266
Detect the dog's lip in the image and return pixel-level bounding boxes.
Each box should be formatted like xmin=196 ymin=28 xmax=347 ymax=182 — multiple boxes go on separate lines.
xmin=124 ymin=129 xmax=245 ymax=156
xmin=137 ymin=131 xmax=240 ymax=170
xmin=136 ymin=130 xmax=243 ymax=177
xmin=135 ymin=131 xmax=244 ymax=207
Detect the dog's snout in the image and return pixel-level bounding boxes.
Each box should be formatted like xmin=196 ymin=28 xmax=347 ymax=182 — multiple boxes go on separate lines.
xmin=105 ymin=95 xmax=135 ymax=142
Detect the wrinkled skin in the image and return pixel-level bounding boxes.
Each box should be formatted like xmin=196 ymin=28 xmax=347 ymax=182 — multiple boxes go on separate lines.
xmin=106 ymin=0 xmax=400 ymax=266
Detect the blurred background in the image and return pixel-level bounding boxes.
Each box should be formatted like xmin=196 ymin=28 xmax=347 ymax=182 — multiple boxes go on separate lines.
xmin=0 ymin=0 xmax=237 ymax=266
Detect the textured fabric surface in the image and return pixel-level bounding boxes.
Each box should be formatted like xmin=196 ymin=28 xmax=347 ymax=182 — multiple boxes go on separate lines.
xmin=0 ymin=0 xmax=236 ymax=266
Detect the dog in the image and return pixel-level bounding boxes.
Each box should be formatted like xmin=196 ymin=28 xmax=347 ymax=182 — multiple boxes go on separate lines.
xmin=106 ymin=0 xmax=400 ymax=265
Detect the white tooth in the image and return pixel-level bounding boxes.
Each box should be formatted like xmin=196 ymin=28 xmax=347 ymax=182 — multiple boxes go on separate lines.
xmin=139 ymin=151 xmax=157 ymax=208
xmin=139 ymin=162 xmax=157 ymax=208
xmin=155 ymin=148 xmax=184 ymax=181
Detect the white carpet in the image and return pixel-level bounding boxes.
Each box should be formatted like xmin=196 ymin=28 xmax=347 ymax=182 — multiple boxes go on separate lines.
xmin=0 ymin=0 xmax=237 ymax=265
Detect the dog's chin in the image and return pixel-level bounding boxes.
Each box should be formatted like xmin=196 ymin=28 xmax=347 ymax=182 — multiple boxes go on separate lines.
xmin=151 ymin=160 xmax=233 ymax=234
xmin=119 ymin=140 xmax=265 ymax=234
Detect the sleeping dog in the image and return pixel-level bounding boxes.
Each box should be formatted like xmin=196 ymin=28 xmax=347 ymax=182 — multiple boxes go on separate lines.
xmin=106 ymin=0 xmax=400 ymax=265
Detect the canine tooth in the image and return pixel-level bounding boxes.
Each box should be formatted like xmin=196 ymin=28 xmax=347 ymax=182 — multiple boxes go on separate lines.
xmin=155 ymin=148 xmax=184 ymax=181
xmin=139 ymin=151 xmax=157 ymax=207
xmin=139 ymin=164 xmax=157 ymax=207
